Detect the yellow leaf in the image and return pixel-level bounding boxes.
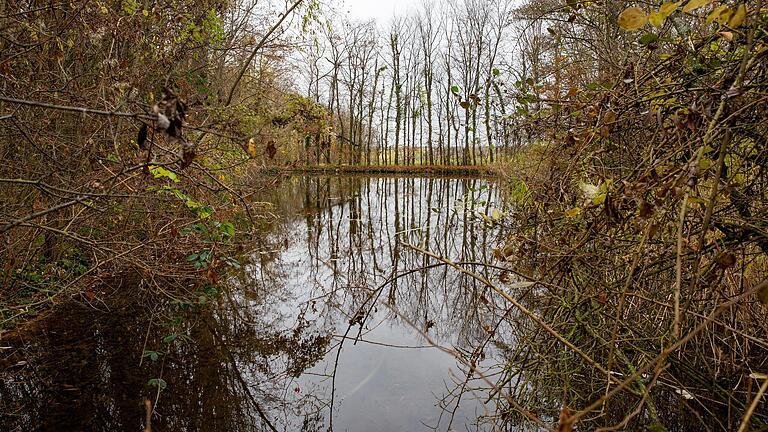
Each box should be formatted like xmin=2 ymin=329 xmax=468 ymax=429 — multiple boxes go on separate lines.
xmin=618 ymin=7 xmax=648 ymax=30
xmin=142 ymin=9 xmax=149 ymax=16
xmin=659 ymin=2 xmax=680 ymax=16
xmin=247 ymin=138 xmax=257 ymax=157
xmin=683 ymin=0 xmax=712 ymax=13
xmin=592 ymin=193 xmax=607 ymax=206
xmin=565 ymin=207 xmax=582 ymax=218
xmin=707 ymin=5 xmax=729 ymax=23
xmin=649 ymin=11 xmax=665 ymax=27
xmin=728 ymin=4 xmax=746 ymax=28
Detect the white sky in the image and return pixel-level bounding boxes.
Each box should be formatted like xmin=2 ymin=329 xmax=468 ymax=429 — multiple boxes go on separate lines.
xmin=342 ymin=0 xmax=418 ymax=22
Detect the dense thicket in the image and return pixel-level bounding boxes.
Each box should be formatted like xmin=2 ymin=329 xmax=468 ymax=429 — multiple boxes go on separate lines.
xmin=489 ymin=0 xmax=768 ymax=429
xmin=0 ymin=0 xmax=317 ymax=323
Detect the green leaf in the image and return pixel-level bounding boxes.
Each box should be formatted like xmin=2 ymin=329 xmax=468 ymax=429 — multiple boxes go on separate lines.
xmin=149 ymin=166 xmax=179 ymax=183
xmin=196 ymin=206 xmax=213 ymax=219
xmin=222 ymin=256 xmax=241 ymax=269
xmin=219 ymin=221 xmax=235 ymax=238
xmin=639 ymin=33 xmax=659 ymax=45
xmin=204 ymin=285 xmax=218 ymax=297
xmin=199 ymin=250 xmax=211 ymax=261
xmin=162 ymin=334 xmax=177 ymax=343
xmin=143 ymin=350 xmax=161 ymax=361
xmin=147 ymin=378 xmax=167 ymax=390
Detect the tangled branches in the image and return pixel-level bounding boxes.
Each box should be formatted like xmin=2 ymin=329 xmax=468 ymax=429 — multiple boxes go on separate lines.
xmin=487 ymin=1 xmax=768 ymax=430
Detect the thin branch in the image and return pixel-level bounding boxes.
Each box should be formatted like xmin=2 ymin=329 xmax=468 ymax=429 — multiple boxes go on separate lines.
xmin=225 ymin=0 xmax=305 ymax=105
xmin=0 ymin=95 xmax=155 ymax=120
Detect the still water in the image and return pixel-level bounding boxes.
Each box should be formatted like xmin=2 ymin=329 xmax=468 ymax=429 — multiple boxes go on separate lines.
xmin=1 ymin=175 xmax=512 ymax=431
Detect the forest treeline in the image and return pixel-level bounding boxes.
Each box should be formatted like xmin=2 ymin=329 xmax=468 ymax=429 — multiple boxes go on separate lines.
xmin=1 ymin=0 xmax=768 ymax=430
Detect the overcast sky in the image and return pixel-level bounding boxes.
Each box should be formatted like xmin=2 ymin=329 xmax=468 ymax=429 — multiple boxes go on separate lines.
xmin=342 ymin=0 xmax=418 ymax=22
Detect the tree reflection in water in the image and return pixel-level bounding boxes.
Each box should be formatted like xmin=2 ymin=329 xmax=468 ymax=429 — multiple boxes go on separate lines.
xmin=245 ymin=175 xmax=509 ymax=431
xmin=0 ymin=175 xmax=510 ymax=432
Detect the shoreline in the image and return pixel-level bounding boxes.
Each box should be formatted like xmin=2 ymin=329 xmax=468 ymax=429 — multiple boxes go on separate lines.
xmin=262 ymin=164 xmax=499 ymax=176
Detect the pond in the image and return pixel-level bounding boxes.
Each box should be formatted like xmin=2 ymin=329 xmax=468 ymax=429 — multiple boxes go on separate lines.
xmin=1 ymin=175 xmax=517 ymax=431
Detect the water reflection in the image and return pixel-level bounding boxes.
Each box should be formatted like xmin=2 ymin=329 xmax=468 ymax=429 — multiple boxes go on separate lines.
xmin=0 ymin=175 xmax=509 ymax=432
xmin=242 ymin=175 xmax=512 ymax=431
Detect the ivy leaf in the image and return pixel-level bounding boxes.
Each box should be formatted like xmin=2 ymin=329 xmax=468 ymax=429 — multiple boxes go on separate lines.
xmin=618 ymin=7 xmax=648 ymax=30
xmin=682 ymin=0 xmax=712 ymax=13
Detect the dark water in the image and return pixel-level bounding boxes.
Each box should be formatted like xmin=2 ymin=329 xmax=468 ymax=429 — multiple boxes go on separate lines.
xmin=0 ymin=175 xmax=513 ymax=431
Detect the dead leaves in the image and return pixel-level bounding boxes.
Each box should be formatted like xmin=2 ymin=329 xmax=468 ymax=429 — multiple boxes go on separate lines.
xmin=150 ymin=87 xmax=195 ymax=169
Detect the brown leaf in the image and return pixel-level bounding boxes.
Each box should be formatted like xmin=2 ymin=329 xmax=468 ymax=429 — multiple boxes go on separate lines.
xmin=639 ymin=200 xmax=654 ymax=218
xmin=556 ymin=405 xmax=573 ymax=432
xmin=715 ymin=252 xmax=736 ymax=269
xmin=718 ymin=31 xmax=734 ymax=41
xmin=207 ymin=269 xmax=219 ymax=284
xmin=266 ymin=141 xmax=277 ymax=160
xmin=758 ymin=281 xmax=768 ymax=305
xmin=598 ymin=292 xmax=608 ymax=304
